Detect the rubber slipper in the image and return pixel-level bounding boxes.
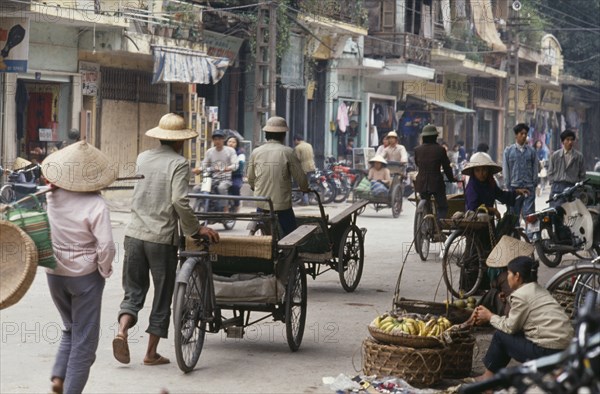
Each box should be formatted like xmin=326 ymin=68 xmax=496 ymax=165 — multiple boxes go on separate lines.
xmin=143 ymin=354 xmax=170 ymax=366
xmin=112 ymin=334 xmax=130 ymax=364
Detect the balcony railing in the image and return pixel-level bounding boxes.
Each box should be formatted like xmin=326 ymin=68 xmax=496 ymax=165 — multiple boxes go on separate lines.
xmin=293 ymin=0 xmax=367 ymax=28
xmin=364 ymin=33 xmax=432 ymax=66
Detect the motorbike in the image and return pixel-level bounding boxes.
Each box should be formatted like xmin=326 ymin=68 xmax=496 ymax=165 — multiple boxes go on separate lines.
xmin=307 ymin=169 xmax=335 ymax=205
xmin=192 ymin=169 xmax=236 ymax=230
xmin=526 ymin=179 xmax=600 ymax=267
xmin=0 ymin=164 xmax=49 ymax=209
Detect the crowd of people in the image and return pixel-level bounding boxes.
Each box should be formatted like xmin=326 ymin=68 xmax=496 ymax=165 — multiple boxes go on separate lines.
xmin=6 ymin=112 xmax=588 ymax=393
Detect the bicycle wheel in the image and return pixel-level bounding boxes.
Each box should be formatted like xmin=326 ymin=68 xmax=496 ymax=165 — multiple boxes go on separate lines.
xmin=414 ymin=201 xmax=432 ymax=261
xmin=173 ymin=261 xmax=208 ymax=373
xmin=337 ymin=225 xmax=364 ymax=292
xmin=443 ymin=230 xmax=485 ymax=298
xmin=391 ymin=183 xmax=403 ymax=218
xmin=285 ymin=261 xmax=307 ymax=351
xmin=545 ymin=263 xmax=600 ymax=319
xmin=0 ymin=185 xmax=14 ymax=204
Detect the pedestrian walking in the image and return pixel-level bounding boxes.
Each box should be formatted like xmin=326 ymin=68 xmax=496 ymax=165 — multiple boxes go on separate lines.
xmin=547 ymin=129 xmax=585 ymax=205
xmin=113 ymin=113 xmax=219 ymax=367
xmin=41 ymin=141 xmax=117 ymax=394
xmin=502 ymin=123 xmax=537 ymax=219
xmin=293 ymin=134 xmax=316 ymax=206
xmin=247 ymin=116 xmax=309 ymax=236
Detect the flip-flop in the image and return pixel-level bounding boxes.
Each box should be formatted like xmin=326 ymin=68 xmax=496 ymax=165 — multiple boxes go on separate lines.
xmin=143 ymin=354 xmax=170 ymax=366
xmin=112 ymin=334 xmax=130 ymax=364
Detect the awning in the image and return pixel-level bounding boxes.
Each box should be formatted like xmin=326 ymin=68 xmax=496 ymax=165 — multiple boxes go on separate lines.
xmin=408 ymin=95 xmax=475 ymax=114
xmin=152 ymin=46 xmax=230 ymax=84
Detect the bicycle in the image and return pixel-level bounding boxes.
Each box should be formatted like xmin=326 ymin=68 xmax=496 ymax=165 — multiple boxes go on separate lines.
xmin=545 ymin=256 xmax=600 ymax=320
xmin=413 ymin=180 xmax=464 ymax=261
xmin=459 ymin=295 xmax=600 ymax=393
xmin=441 ymin=198 xmax=530 ymax=298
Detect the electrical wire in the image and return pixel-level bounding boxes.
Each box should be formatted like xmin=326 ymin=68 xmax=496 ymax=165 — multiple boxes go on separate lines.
xmin=536 ymin=2 xmax=600 ymax=29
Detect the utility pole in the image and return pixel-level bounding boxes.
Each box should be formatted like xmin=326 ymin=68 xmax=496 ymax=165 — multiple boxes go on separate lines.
xmin=253 ymin=1 xmax=277 ymax=148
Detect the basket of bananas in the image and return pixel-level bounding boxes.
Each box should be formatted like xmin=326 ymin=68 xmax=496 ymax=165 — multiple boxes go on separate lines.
xmin=368 ymin=313 xmax=453 ymax=348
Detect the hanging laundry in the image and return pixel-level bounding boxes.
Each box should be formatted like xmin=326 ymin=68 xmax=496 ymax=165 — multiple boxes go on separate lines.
xmin=370 ymin=125 xmax=379 ymax=148
xmin=337 ymin=101 xmax=349 ymax=133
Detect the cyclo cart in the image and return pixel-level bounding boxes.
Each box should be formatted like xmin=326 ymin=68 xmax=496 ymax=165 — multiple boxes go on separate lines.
xmin=249 ymin=191 xmax=369 ymax=292
xmin=173 ymin=194 xmax=318 ymax=372
xmin=353 ymin=161 xmax=406 ymax=218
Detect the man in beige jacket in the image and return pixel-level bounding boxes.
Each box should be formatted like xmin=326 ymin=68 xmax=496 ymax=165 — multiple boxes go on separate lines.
xmin=247 ymin=117 xmax=309 ymax=235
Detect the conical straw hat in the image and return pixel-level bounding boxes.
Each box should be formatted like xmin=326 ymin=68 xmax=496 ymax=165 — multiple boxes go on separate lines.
xmin=1 ymin=221 xmax=38 ymax=310
xmin=462 ymin=152 xmax=502 ymax=177
xmin=368 ymin=155 xmax=388 ymax=165
xmin=13 ymin=157 xmax=32 ymax=171
xmin=146 ymin=113 xmax=198 ymax=140
xmin=486 ymin=235 xmax=534 ymax=268
xmin=41 ymin=141 xmax=117 ymax=192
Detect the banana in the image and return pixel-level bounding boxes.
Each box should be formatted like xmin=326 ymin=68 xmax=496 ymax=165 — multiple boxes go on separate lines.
xmin=371 ymin=316 xmax=382 ymax=328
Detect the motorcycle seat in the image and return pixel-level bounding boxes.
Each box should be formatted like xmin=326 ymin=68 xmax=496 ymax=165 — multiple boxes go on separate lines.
xmin=14 ymin=183 xmax=37 ymax=194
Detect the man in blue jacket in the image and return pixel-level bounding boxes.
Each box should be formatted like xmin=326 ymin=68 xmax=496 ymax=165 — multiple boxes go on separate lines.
xmin=502 ymin=123 xmax=537 ymax=219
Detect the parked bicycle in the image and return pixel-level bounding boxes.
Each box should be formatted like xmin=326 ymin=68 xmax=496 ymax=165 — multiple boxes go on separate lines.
xmin=545 ymin=256 xmax=600 ymax=320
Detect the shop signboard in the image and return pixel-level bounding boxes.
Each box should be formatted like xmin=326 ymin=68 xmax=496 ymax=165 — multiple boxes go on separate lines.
xmin=281 ymin=34 xmax=304 ymax=89
xmin=79 ymin=61 xmax=100 ymax=96
xmin=0 ymin=17 xmax=30 ymax=73
xmin=202 ymin=30 xmax=243 ymax=63
xmin=539 ymin=89 xmax=562 ymax=112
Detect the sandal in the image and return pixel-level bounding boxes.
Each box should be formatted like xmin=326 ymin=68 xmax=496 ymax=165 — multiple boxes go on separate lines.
xmin=112 ymin=334 xmax=130 ymax=364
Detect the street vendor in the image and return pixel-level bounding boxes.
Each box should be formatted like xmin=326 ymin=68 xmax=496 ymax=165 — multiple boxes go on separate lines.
xmin=463 ymin=152 xmax=529 ymax=219
xmin=367 ymin=155 xmax=391 ymax=196
xmin=472 ymin=256 xmax=573 ymax=382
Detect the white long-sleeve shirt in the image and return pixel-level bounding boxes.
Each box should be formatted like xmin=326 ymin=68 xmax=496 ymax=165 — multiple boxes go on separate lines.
xmin=46 ymin=188 xmax=115 ymax=278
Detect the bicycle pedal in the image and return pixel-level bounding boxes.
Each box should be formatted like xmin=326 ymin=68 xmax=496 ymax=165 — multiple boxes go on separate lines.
xmin=226 ymin=326 xmax=244 ymax=339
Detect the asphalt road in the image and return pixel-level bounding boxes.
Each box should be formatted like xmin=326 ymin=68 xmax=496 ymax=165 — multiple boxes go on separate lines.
xmin=0 ymin=190 xmax=568 ymax=393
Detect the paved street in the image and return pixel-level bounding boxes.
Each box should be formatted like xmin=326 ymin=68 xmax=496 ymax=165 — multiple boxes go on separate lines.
xmin=0 ymin=191 xmax=566 ymax=393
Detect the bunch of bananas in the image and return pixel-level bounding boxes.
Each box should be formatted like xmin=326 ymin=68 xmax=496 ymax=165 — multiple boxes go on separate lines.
xmin=371 ymin=314 xmax=453 ymax=337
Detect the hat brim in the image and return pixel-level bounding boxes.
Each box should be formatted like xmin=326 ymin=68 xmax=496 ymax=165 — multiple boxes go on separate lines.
xmin=421 ymin=131 xmax=438 ymax=137
xmin=146 ymin=126 xmax=198 ymax=140
xmin=486 ymin=236 xmax=535 ymax=268
xmin=462 ymin=164 xmax=502 ymax=176
xmin=262 ymin=126 xmax=288 ymax=132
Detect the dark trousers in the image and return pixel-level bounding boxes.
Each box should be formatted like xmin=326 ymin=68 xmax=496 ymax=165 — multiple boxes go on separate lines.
xmin=231 ymin=177 xmax=243 ymax=207
xmin=419 ymin=192 xmax=448 ymax=220
xmin=484 ymin=330 xmax=561 ymax=373
xmin=119 ymin=236 xmax=178 ymax=338
xmin=510 ymin=186 xmax=536 ymax=219
xmin=47 ymin=271 xmax=105 ymax=394
xmin=257 ymin=207 xmax=297 ymax=237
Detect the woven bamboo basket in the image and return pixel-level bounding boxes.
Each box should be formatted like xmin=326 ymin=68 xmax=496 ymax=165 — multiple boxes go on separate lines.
xmin=368 ymin=325 xmax=444 ymax=348
xmin=1 ymin=221 xmax=38 ymax=310
xmin=442 ymin=334 xmax=476 ymax=379
xmin=551 ymin=289 xmax=576 ymax=319
xmin=363 ymin=338 xmax=447 ymax=388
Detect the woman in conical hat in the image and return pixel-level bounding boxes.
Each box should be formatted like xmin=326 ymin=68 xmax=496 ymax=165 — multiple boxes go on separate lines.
xmin=463 ymin=152 xmax=529 ymax=218
xmin=41 ymin=141 xmax=117 ymax=394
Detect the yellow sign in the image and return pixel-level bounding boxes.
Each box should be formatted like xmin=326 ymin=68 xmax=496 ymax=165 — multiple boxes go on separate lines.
xmin=539 ymin=89 xmax=562 ymax=112
xmin=444 ymin=74 xmax=469 ymax=102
